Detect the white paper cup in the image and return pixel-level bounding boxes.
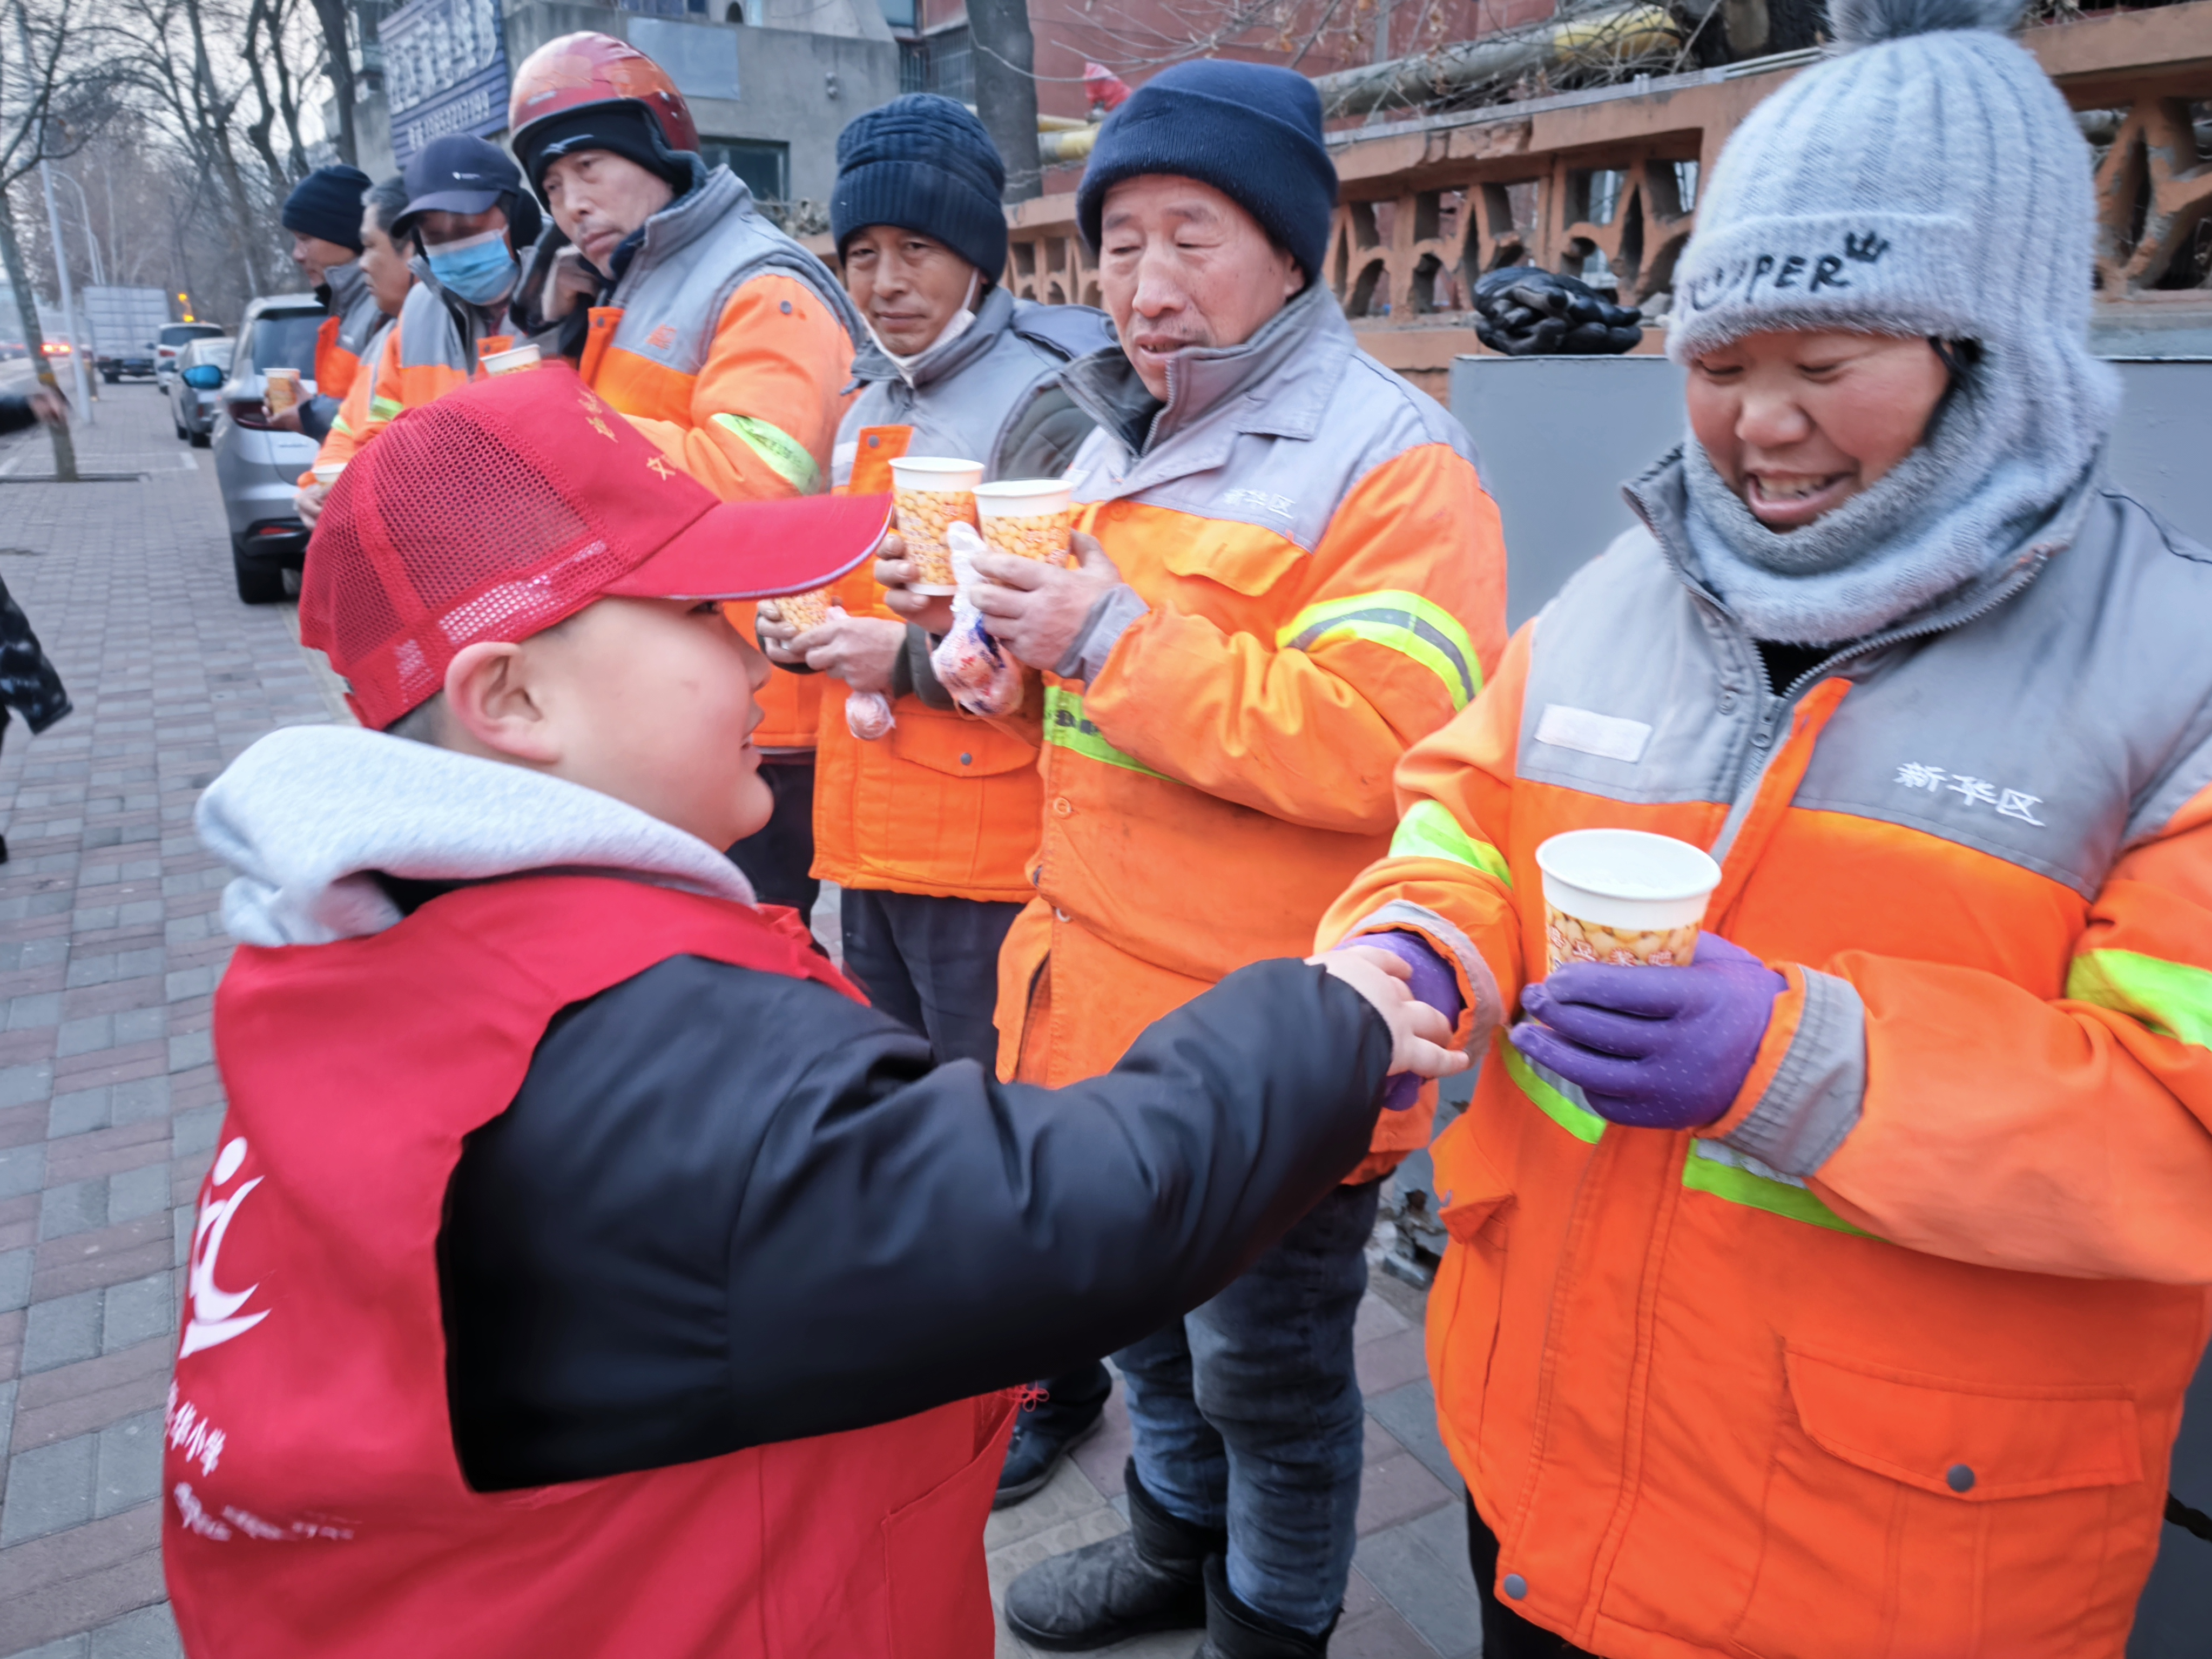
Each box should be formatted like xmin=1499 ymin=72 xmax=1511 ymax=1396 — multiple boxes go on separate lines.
xmin=973 ymin=479 xmax=1075 ymax=566
xmin=482 ymin=343 xmax=542 ymax=376
xmin=888 ymin=457 xmax=984 ymax=596
xmin=311 ymin=462 xmax=345 ymax=486
xmin=1534 ymin=828 xmax=1720 ymax=972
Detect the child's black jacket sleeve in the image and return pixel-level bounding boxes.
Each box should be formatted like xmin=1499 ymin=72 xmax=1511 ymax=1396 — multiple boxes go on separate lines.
xmin=438 ymin=955 xmax=1391 ymax=1491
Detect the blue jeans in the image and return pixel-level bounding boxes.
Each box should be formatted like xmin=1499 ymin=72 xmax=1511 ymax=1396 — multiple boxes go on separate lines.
xmin=1117 ymin=1179 xmax=1381 ymax=1635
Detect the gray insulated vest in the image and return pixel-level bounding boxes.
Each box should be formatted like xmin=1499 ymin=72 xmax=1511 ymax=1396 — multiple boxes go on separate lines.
xmin=1543 ymin=457 xmax=2212 ymax=903
xmin=832 ymin=287 xmax=1117 ymax=486
xmin=597 ymin=164 xmax=863 ymax=387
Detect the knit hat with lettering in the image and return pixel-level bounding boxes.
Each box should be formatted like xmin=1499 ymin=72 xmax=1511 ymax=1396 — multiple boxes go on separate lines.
xmin=1664 ymin=0 xmax=2120 ymax=645
xmin=1669 ymin=0 xmax=2105 ymax=394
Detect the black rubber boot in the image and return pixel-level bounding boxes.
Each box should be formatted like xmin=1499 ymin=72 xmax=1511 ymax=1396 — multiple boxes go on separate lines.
xmin=1001 ymin=1459 xmax=1223 ymax=1651
xmin=1197 ymin=1556 xmax=1338 ymax=1657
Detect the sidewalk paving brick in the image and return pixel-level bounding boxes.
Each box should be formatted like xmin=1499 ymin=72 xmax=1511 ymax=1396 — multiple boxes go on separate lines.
xmin=0 ymin=386 xmax=319 ymax=1655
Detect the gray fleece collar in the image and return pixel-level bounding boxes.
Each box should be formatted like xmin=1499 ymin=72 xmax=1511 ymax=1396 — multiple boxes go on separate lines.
xmin=197 ymin=726 xmax=756 ymax=948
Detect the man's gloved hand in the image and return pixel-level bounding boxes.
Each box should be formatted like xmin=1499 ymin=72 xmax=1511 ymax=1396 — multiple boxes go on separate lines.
xmin=1508 ymin=935 xmax=1784 ymax=1130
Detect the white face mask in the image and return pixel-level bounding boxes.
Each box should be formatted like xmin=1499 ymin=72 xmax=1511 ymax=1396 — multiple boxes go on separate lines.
xmin=875 ymin=270 xmax=983 ymax=381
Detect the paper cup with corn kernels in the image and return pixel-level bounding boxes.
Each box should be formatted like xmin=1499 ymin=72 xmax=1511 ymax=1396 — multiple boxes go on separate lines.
xmin=889 ymin=456 xmax=984 ymax=595
xmin=973 ymin=478 xmax=1075 ymax=570
xmin=770 ymin=588 xmax=834 ymax=633
xmin=1533 ymin=829 xmax=1721 ymax=974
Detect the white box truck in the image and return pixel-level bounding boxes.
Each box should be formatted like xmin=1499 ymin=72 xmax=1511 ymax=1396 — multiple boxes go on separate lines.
xmin=84 ymin=286 xmax=174 ymax=382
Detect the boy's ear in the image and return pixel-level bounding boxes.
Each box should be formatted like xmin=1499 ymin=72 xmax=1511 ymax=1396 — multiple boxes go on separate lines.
xmin=442 ymin=639 xmax=562 ymax=765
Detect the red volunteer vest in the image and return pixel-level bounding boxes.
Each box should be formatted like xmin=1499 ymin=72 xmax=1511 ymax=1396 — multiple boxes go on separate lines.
xmin=164 ymin=874 xmax=1013 ymax=1658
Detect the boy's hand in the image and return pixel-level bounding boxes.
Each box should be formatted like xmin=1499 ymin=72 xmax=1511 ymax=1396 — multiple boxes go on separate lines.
xmin=1313 ymin=946 xmax=1470 ymax=1087
xmin=874 ymin=531 xmax=956 ymax=636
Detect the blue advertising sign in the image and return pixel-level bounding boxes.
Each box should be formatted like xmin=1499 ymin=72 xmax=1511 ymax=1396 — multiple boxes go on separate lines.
xmin=383 ymin=0 xmax=510 ymax=165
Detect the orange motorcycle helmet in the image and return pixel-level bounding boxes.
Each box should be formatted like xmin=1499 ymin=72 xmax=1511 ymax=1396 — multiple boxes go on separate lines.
xmin=508 ymin=32 xmax=699 ymax=181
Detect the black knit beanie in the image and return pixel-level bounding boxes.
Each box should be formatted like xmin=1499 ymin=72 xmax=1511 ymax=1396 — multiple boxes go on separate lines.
xmin=1076 ymin=62 xmax=1337 ymax=282
xmin=831 ymin=95 xmax=1007 ymax=277
xmin=282 ymin=165 xmax=372 ymax=254
xmin=516 ymin=103 xmax=695 ymax=200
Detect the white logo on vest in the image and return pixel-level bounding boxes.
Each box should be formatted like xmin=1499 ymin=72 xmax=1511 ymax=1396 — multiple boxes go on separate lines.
xmin=180 ymin=1137 xmax=271 ymax=1358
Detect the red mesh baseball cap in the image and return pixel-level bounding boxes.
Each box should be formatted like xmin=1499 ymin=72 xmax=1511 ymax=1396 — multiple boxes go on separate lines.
xmin=299 ymin=363 xmax=889 ymax=730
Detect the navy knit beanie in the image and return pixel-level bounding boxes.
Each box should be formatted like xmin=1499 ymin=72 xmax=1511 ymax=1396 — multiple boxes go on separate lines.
xmin=282 ymin=165 xmax=372 ymax=254
xmin=832 ymin=95 xmax=1007 ymax=277
xmin=1076 ymin=62 xmax=1337 ymax=281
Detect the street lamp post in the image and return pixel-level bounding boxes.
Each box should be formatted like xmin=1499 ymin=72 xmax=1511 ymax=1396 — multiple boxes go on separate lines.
xmin=50 ymin=171 xmax=104 ymax=286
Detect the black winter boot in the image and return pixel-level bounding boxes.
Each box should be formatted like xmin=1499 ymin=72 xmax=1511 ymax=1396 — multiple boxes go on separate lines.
xmin=1001 ymin=1459 xmax=1222 ymax=1651
xmin=1197 ymin=1556 xmax=1339 ymax=1657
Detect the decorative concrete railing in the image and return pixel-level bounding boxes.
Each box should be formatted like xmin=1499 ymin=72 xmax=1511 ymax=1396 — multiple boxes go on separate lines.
xmin=990 ymin=3 xmax=2211 ymax=394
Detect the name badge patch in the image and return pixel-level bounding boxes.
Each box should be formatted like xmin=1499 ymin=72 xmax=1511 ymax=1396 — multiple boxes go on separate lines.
xmin=1535 ymin=704 xmax=1653 ymax=764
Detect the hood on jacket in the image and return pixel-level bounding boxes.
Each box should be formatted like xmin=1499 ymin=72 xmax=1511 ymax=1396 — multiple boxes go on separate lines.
xmin=197 ymin=725 xmax=756 ymax=948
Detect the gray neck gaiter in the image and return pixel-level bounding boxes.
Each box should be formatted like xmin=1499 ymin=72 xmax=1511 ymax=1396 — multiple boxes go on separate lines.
xmin=1679 ymin=370 xmax=2091 ymax=646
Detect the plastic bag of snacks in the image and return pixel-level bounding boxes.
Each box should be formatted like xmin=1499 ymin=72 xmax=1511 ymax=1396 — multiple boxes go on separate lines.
xmin=928 ymin=523 xmax=1024 ymax=718
xmin=845 ymin=689 xmax=896 ymax=741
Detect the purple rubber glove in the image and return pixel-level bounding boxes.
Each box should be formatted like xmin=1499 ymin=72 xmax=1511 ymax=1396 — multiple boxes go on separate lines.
xmin=1508 ymin=934 xmax=1785 ymax=1130
xmin=1337 ymin=931 xmax=1464 ymax=1112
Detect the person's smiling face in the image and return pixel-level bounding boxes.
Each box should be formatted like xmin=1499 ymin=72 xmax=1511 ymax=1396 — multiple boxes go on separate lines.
xmin=1687 ymin=329 xmax=1953 ymax=530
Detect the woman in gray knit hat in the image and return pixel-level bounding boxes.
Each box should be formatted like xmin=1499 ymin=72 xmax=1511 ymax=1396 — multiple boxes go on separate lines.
xmin=1319 ymin=0 xmax=2212 ymax=1653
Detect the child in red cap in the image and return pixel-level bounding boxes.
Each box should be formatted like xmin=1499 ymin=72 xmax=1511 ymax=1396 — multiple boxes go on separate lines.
xmin=163 ymin=366 xmax=1464 ymax=1658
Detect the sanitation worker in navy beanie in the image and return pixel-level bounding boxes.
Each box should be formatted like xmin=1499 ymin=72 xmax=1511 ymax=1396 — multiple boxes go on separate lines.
xmin=160 ymin=366 xmax=1467 ymax=1658
xmin=764 ymin=92 xmax=1121 ymax=1508
xmin=877 ymin=59 xmax=1508 ymax=1655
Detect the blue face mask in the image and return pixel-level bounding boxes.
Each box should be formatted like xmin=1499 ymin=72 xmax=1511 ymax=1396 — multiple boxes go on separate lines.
xmin=423 ymin=227 xmax=517 ymax=307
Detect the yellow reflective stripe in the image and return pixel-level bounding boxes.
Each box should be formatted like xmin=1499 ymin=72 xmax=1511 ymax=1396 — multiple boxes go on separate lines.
xmin=368 ymin=395 xmax=403 ymax=423
xmin=1507 ymin=1042 xmax=1871 ymax=1236
xmin=1390 ymin=799 xmax=1512 ymax=888
xmin=329 ymin=414 xmax=354 ymax=438
xmin=1681 ymin=1141 xmax=1872 ymax=1238
xmin=2066 ymin=948 xmax=2212 ymax=1049
xmin=711 ymin=413 xmax=822 ymax=495
xmin=1502 ymin=1043 xmax=1606 ymax=1144
xmin=1042 ymin=685 xmax=1167 ymax=780
xmin=1276 ymin=590 xmax=1482 ymax=710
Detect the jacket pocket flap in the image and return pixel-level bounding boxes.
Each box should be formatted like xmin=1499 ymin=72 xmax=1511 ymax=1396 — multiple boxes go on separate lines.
xmin=1784 ymin=1347 xmax=2142 ymax=1501
xmin=1429 ymin=1122 xmax=1514 ymax=1246
xmin=1156 ymin=521 xmax=1305 ymax=597
xmin=888 ymin=704 xmax=1038 ymax=779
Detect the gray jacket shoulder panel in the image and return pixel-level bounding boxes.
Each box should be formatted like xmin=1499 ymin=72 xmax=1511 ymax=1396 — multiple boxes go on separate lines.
xmin=1518 ymin=529 xmax=1754 ymax=810
xmin=1064 ymin=331 xmax=1478 ymax=551
xmin=1522 ymin=478 xmax=2212 ymax=900
xmin=833 ymin=303 xmax=1100 ymax=485
xmin=609 ymin=168 xmax=861 ymax=380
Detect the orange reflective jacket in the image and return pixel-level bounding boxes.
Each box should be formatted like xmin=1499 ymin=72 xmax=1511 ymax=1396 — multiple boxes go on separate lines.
xmin=813 ymin=291 xmax=1112 ymax=901
xmin=304 ymin=318 xmax=394 ymax=482
xmin=575 ymin=164 xmax=861 ymax=750
xmin=996 ymin=287 xmax=1507 ymax=1183
xmin=341 ymin=277 xmax=514 ymax=455
xmin=1318 ymin=458 xmax=2212 ymax=1657
xmin=311 ymin=262 xmax=383 ymax=404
